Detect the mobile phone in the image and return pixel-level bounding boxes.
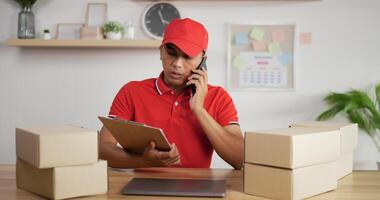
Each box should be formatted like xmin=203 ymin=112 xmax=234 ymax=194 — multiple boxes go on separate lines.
xmin=191 ymin=57 xmax=207 ymax=94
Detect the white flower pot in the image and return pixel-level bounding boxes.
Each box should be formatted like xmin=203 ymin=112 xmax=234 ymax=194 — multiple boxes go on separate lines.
xmin=43 ymin=33 xmax=51 ymax=40
xmin=106 ymin=32 xmax=122 ymax=40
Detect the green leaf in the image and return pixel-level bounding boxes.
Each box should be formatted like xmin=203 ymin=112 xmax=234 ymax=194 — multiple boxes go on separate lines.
xmin=376 ymin=83 xmax=380 ymax=110
xmin=346 ymin=109 xmax=376 ymax=137
xmin=324 ymin=92 xmax=351 ymax=106
xmin=317 ymin=106 xmax=344 ymax=121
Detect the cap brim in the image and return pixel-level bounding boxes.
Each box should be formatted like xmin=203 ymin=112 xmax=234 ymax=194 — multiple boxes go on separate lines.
xmin=162 ymin=39 xmax=203 ymax=58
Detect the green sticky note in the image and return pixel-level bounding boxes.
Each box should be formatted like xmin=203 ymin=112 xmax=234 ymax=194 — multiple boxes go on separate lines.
xmin=232 ymin=55 xmax=246 ymax=70
xmin=249 ymin=27 xmax=265 ymax=41
xmin=268 ymin=42 xmax=282 ymax=54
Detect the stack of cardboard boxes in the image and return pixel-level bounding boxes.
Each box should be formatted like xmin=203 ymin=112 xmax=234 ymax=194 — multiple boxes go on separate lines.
xmin=244 ymin=122 xmax=358 ymax=200
xmin=15 ymin=125 xmax=108 ymax=199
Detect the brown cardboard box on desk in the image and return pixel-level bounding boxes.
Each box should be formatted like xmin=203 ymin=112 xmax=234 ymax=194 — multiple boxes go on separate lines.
xmin=15 ymin=125 xmax=108 ymax=199
xmin=244 ymin=162 xmax=337 ymax=200
xmin=16 ymin=125 xmax=98 ymax=168
xmin=290 ymin=121 xmax=358 ymax=179
xmin=16 ymin=158 xmax=108 ymax=200
xmin=244 ymin=127 xmax=341 ymax=200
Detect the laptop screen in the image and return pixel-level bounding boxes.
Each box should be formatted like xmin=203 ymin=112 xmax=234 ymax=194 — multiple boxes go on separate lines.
xmin=122 ymin=178 xmax=226 ymax=197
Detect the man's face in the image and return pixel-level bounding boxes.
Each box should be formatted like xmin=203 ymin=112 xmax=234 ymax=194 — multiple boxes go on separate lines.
xmin=160 ymin=44 xmax=203 ymax=90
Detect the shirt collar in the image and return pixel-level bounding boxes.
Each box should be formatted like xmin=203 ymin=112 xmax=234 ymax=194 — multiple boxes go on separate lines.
xmin=155 ymin=71 xmax=173 ymax=95
xmin=155 ymin=71 xmax=192 ymax=96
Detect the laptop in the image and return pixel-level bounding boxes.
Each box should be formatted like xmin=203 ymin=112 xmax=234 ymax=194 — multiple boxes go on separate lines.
xmin=122 ymin=178 xmax=226 ymax=198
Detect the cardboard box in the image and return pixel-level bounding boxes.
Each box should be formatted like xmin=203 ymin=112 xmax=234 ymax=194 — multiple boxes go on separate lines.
xmin=16 ymin=158 xmax=108 ymax=200
xmin=244 ymin=162 xmax=337 ymax=200
xmin=245 ymin=127 xmax=340 ymax=168
xmin=337 ymin=151 xmax=354 ymax=179
xmin=16 ymin=125 xmax=98 ymax=168
xmin=290 ymin=121 xmax=358 ymax=154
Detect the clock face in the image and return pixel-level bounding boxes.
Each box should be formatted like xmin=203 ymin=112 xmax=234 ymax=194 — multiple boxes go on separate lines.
xmin=143 ymin=2 xmax=181 ymax=40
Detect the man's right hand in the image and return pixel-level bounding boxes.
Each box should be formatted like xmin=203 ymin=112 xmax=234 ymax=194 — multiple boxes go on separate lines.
xmin=142 ymin=141 xmax=180 ymax=167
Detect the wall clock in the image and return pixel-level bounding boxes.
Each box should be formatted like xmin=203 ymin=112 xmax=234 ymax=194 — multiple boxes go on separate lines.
xmin=142 ymin=2 xmax=181 ymax=40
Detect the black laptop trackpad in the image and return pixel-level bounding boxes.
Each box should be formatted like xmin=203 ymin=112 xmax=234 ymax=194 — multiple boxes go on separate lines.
xmin=122 ymin=178 xmax=226 ymax=197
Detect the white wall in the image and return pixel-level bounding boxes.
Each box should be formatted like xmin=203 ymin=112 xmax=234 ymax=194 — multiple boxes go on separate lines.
xmin=1 ymin=0 xmax=379 ymax=168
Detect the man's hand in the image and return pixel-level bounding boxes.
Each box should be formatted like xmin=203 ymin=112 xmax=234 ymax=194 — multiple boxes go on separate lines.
xmin=141 ymin=141 xmax=180 ymax=167
xmin=187 ymin=67 xmax=208 ymax=114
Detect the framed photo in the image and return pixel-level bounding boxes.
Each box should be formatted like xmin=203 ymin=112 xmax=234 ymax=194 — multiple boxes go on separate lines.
xmin=55 ymin=23 xmax=84 ymax=39
xmin=85 ymin=3 xmax=108 ymax=27
xmin=227 ymin=23 xmax=296 ymax=91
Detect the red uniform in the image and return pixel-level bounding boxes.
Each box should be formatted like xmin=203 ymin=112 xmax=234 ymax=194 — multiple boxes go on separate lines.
xmin=109 ymin=72 xmax=239 ymax=168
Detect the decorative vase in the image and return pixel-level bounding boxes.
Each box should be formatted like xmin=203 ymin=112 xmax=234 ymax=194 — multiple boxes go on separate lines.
xmin=17 ymin=6 xmax=35 ymax=39
xmin=106 ymin=32 xmax=122 ymax=40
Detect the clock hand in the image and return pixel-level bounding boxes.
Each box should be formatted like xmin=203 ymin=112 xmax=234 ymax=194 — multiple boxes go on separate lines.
xmin=162 ymin=20 xmax=170 ymax=25
xmin=158 ymin=10 xmax=165 ymax=24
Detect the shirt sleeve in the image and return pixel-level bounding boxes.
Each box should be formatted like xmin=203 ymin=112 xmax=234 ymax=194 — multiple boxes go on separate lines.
xmin=215 ymin=89 xmax=239 ymax=127
xmin=108 ymin=82 xmax=135 ymax=120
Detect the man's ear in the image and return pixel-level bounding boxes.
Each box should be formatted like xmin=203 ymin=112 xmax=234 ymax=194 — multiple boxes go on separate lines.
xmin=159 ymin=46 xmax=163 ymax=60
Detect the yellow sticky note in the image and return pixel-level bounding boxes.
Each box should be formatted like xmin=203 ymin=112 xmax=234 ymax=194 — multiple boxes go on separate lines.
xmin=268 ymin=42 xmax=282 ymax=54
xmin=249 ymin=27 xmax=265 ymax=41
xmin=232 ymin=55 xmax=246 ymax=70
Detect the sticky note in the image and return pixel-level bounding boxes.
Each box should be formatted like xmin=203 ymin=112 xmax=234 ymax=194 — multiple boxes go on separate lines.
xmin=272 ymin=29 xmax=285 ymax=43
xmin=278 ymin=53 xmax=293 ymax=66
xmin=232 ymin=55 xmax=247 ymax=70
xmin=299 ymin=32 xmax=312 ymax=45
xmin=249 ymin=27 xmax=265 ymax=41
xmin=268 ymin=42 xmax=282 ymax=54
xmin=251 ymin=40 xmax=266 ymax=51
xmin=234 ymin=32 xmax=249 ymax=45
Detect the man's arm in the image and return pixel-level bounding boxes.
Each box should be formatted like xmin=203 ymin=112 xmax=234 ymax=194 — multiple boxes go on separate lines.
xmin=99 ymin=126 xmax=180 ymax=168
xmin=187 ymin=68 xmax=244 ymax=170
xmin=194 ymin=110 xmax=243 ymax=170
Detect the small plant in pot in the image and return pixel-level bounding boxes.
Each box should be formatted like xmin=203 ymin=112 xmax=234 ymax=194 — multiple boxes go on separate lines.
xmin=42 ymin=29 xmax=51 ymax=40
xmin=103 ymin=21 xmax=124 ymax=40
xmin=317 ymin=83 xmax=380 ymax=170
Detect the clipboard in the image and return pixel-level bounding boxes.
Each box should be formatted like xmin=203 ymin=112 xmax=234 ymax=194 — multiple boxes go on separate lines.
xmin=98 ymin=116 xmax=171 ymax=154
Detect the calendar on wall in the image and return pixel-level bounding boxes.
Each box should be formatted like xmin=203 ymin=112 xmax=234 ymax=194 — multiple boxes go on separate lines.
xmin=227 ymin=23 xmax=295 ymax=91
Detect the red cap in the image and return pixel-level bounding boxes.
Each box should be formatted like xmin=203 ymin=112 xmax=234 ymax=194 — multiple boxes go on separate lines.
xmin=162 ymin=18 xmax=208 ymax=57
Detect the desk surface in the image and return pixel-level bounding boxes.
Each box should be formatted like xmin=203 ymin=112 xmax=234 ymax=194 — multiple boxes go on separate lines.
xmin=1 ymin=165 xmax=379 ymax=200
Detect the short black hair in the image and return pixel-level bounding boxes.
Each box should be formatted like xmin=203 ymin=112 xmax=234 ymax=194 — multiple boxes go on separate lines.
xmin=163 ymin=43 xmax=205 ymax=59
xmin=164 ymin=43 xmax=191 ymax=59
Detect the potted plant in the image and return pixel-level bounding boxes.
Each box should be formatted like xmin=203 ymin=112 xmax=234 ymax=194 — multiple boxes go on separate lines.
xmin=317 ymin=83 xmax=380 ymax=169
xmin=103 ymin=21 xmax=125 ymax=40
xmin=43 ymin=29 xmax=51 ymax=40
xmin=13 ymin=0 xmax=38 ymax=39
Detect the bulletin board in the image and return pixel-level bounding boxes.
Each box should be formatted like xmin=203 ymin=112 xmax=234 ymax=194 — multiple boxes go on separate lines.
xmin=227 ymin=24 xmax=296 ymax=91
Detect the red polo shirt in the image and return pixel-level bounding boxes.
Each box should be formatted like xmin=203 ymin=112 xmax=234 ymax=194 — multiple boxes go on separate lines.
xmin=109 ymin=72 xmax=239 ymax=168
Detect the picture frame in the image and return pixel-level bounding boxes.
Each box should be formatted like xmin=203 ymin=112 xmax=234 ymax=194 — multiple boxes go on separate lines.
xmin=85 ymin=3 xmax=108 ymax=27
xmin=55 ymin=23 xmax=85 ymax=39
xmin=227 ymin=23 xmax=296 ymax=92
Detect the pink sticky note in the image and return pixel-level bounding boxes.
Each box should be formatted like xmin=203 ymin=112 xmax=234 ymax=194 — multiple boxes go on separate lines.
xmin=251 ymin=40 xmax=266 ymax=51
xmin=272 ymin=29 xmax=285 ymax=43
xmin=299 ymin=32 xmax=312 ymax=45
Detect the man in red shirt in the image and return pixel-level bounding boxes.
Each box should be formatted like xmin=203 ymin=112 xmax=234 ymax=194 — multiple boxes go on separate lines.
xmin=99 ymin=18 xmax=243 ymax=169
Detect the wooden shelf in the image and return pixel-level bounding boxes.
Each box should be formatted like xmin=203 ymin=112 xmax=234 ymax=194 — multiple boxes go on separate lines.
xmin=6 ymin=38 xmax=161 ymax=48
